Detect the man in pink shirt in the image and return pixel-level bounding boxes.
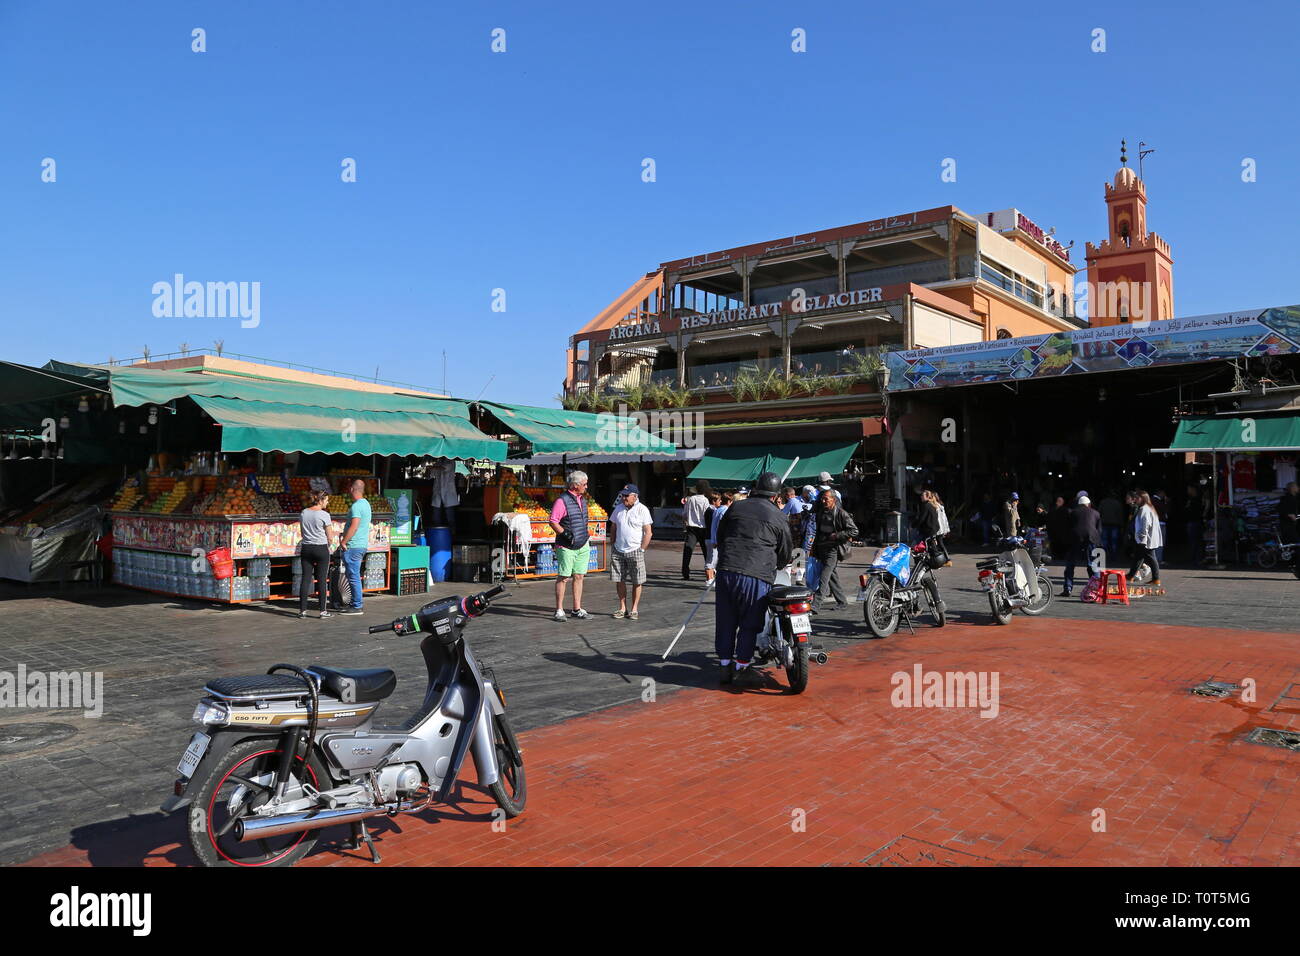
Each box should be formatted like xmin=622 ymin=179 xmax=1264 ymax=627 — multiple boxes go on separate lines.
xmin=548 ymin=470 xmax=592 ymax=621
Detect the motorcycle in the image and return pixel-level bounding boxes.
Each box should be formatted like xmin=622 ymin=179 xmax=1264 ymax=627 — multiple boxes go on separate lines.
xmin=749 ymin=562 xmax=828 ymax=693
xmin=162 ymin=584 xmax=526 ymax=867
xmin=858 ymin=538 xmax=948 ymax=638
xmin=976 ymin=527 xmax=1053 ymax=624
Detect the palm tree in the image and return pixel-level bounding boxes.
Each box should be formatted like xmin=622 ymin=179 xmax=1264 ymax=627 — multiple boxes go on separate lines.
xmin=213 ymin=339 xmax=224 ymax=356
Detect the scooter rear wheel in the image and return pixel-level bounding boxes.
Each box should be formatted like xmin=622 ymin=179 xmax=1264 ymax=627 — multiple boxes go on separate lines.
xmin=989 ymin=591 xmax=1013 ymax=625
xmin=187 ymin=738 xmax=328 ymax=868
xmin=487 ymin=713 xmax=527 ymax=817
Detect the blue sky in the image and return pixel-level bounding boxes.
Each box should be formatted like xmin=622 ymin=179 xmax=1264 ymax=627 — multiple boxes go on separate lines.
xmin=3 ymin=0 xmax=1298 ymax=403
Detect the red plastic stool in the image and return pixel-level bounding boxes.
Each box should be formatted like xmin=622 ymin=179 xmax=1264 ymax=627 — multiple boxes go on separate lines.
xmin=1098 ymin=569 xmax=1129 ymax=605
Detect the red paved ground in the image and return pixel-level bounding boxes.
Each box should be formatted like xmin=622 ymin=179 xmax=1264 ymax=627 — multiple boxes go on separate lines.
xmin=20 ymin=616 xmax=1300 ymax=867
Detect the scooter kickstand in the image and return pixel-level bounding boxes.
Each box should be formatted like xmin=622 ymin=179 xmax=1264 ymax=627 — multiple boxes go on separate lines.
xmin=346 ymin=820 xmax=382 ymax=864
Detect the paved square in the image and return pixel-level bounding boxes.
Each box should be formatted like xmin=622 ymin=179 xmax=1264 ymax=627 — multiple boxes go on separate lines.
xmin=3 ymin=544 xmax=1297 ymax=866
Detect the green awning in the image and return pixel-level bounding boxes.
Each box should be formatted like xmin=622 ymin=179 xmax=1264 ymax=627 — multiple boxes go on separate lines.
xmin=44 ymin=362 xmax=471 ymax=417
xmin=1153 ymin=415 xmax=1300 ymax=453
xmin=192 ymin=396 xmax=507 ymax=459
xmin=687 ymin=440 xmax=859 ymax=488
xmin=479 ymin=401 xmax=676 ymax=457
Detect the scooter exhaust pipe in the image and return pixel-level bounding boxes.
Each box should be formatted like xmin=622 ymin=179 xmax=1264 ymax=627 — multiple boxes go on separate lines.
xmin=235 ymin=797 xmax=421 ymax=843
xmin=810 ymin=651 xmax=828 ymax=665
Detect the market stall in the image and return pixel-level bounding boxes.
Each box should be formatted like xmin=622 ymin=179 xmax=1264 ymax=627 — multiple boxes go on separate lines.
xmin=471 ymin=401 xmax=677 ymax=580
xmin=0 ymin=358 xmax=508 ymax=600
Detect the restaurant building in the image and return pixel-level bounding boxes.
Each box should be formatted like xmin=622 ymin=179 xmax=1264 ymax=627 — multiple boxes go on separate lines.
xmin=565 ymin=195 xmax=1084 ymax=522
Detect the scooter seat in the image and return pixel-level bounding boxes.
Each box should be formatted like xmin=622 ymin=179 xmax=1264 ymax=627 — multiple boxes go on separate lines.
xmin=309 ymin=666 xmax=397 ymax=703
xmin=205 ymin=673 xmax=313 ymax=699
xmin=767 ymin=585 xmax=813 ymax=603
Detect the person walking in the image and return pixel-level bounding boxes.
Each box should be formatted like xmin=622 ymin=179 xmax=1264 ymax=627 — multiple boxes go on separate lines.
xmin=298 ymin=490 xmax=336 ymax=619
xmin=1127 ymin=489 xmax=1163 ymax=587
xmin=1098 ymin=489 xmax=1124 ymax=560
xmin=681 ymin=480 xmax=712 ymax=580
xmin=1279 ymin=481 xmax=1299 ymax=567
xmin=810 ymin=487 xmax=858 ymax=613
xmin=549 ymin=470 xmax=593 ymax=621
xmin=714 ymin=472 xmax=792 ymax=688
xmin=816 ymin=471 xmax=843 ymax=503
xmin=1000 ymin=492 xmax=1022 ymax=538
xmin=337 ymin=479 xmax=370 ymax=615
xmin=1047 ymin=495 xmax=1071 ymax=560
xmin=608 ymin=484 xmax=652 ymax=620
xmin=1184 ymin=484 xmax=1207 ymax=565
xmin=706 ymin=490 xmax=736 ymax=582
xmin=1062 ymin=495 xmax=1101 ymax=597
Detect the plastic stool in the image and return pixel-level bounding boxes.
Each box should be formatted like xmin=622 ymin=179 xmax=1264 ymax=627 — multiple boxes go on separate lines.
xmin=1098 ymin=569 xmax=1129 ymax=605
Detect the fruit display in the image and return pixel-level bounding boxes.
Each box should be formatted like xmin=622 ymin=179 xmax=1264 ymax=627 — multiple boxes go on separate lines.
xmin=149 ymin=480 xmax=193 ymax=514
xmin=327 ymin=494 xmax=350 ymax=513
xmin=204 ymin=486 xmax=258 ymax=516
xmin=256 ymin=474 xmax=285 ymax=493
xmin=252 ymin=495 xmax=279 ymax=516
xmin=110 ymin=481 xmax=144 ymax=511
xmin=145 ymin=476 xmax=176 ymax=497
xmin=501 ymin=483 xmax=540 ymax=513
xmin=589 ymin=502 xmax=607 ymax=520
xmin=276 ymin=493 xmax=302 ymax=513
xmin=329 ymin=466 xmax=369 ymax=476
xmin=367 ymin=494 xmax=393 ymax=515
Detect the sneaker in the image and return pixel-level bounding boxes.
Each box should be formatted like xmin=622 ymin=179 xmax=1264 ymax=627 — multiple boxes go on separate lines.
xmin=319 ymin=611 xmax=333 ymax=619
xmin=612 ymin=608 xmax=626 ymax=619
xmin=732 ymin=666 xmax=765 ymax=688
xmin=719 ymin=664 xmax=733 ymax=685
xmin=628 ymin=610 xmax=638 ymax=621
xmin=1060 ymin=589 xmax=1072 ymax=597
xmin=340 ymin=607 xmax=364 ymax=615
xmin=553 ymin=609 xmax=567 ymax=622
xmin=573 ymin=608 xmax=590 ymax=620
xmin=298 ymin=611 xmax=308 ymax=619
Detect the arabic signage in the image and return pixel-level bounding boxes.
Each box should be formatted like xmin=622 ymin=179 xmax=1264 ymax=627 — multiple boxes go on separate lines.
xmin=886 ymin=305 xmax=1300 ymax=392
xmin=661 ymin=207 xmax=952 ymax=273
xmin=985 ymin=208 xmax=1071 ymax=263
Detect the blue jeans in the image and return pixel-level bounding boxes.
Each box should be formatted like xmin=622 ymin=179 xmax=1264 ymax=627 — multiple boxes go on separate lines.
xmin=1101 ymin=525 xmax=1121 ymax=562
xmin=343 ymin=548 xmax=366 ymax=608
xmin=714 ymin=571 xmax=772 ymax=664
xmin=1063 ymin=542 xmax=1097 ymax=593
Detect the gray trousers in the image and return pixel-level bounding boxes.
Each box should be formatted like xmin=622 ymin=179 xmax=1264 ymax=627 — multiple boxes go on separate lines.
xmin=814 ymin=549 xmax=846 ymax=605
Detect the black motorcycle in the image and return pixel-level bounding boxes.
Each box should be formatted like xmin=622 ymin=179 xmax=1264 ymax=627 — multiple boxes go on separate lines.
xmin=858 ymin=538 xmax=947 ymax=638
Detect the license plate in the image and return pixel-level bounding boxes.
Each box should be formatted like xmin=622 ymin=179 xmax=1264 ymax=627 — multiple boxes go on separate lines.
xmin=177 ymin=731 xmax=210 ymax=779
xmin=790 ymin=613 xmax=810 ymax=633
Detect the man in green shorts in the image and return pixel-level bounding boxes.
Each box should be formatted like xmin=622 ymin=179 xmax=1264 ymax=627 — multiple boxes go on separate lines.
xmin=548 ymin=470 xmax=592 ymax=621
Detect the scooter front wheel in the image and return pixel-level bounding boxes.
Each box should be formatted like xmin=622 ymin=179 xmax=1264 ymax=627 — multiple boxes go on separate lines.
xmin=487 ymin=713 xmax=527 ymax=817
xmin=1020 ymin=571 xmax=1053 ymax=615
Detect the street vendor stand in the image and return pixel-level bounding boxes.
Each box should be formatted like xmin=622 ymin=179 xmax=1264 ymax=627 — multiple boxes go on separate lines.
xmin=470 ymin=401 xmax=679 ymax=581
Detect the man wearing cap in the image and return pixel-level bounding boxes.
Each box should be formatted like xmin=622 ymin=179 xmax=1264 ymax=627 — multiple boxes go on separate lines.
xmin=817 ymin=471 xmax=843 ymax=504
xmin=714 ymin=471 xmax=792 ymax=688
xmin=608 ymin=484 xmax=653 ymax=620
xmin=1001 ymin=492 xmax=1021 ymax=538
xmin=1062 ymin=495 xmax=1102 ymax=596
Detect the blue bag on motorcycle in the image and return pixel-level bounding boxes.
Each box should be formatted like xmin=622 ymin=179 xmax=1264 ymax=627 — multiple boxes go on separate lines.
xmin=871 ymin=542 xmax=912 ymax=585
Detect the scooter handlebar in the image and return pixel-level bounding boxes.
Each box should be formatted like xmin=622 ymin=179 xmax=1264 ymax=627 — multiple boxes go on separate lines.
xmin=368 ymin=622 xmax=395 ymax=634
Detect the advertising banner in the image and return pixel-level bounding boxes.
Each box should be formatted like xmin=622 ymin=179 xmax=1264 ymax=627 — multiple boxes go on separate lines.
xmin=384 ymin=488 xmax=414 ymax=546
xmin=886 ymin=305 xmax=1300 ymax=392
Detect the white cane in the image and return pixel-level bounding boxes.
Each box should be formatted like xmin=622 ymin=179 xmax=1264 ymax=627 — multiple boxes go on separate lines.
xmin=661 ymin=576 xmax=715 ymax=660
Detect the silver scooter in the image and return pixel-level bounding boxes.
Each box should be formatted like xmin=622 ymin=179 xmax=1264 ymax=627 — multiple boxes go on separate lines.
xmin=748 ymin=559 xmax=828 ymax=693
xmin=163 ymin=585 xmax=525 ymax=867
xmin=976 ymin=527 xmax=1052 ymax=624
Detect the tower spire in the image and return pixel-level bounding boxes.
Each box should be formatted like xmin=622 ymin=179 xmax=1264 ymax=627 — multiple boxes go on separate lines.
xmin=1120 ymin=139 xmax=1127 ymax=167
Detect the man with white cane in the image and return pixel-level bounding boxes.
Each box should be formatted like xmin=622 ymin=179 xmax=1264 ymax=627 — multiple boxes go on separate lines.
xmin=712 ymin=471 xmax=792 ymax=688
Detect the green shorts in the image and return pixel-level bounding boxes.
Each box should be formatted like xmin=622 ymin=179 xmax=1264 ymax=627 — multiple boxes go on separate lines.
xmin=555 ymin=543 xmax=590 ymax=578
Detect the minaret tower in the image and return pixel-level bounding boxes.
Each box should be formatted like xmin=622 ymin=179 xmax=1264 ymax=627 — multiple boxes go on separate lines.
xmin=1084 ymin=140 xmax=1175 ymax=326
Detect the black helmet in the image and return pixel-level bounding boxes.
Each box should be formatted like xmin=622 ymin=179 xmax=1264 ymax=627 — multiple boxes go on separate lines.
xmin=754 ymin=471 xmax=782 ymax=496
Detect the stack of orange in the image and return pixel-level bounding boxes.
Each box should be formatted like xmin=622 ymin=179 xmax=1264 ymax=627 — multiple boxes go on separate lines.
xmin=152 ymin=480 xmax=192 ymax=514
